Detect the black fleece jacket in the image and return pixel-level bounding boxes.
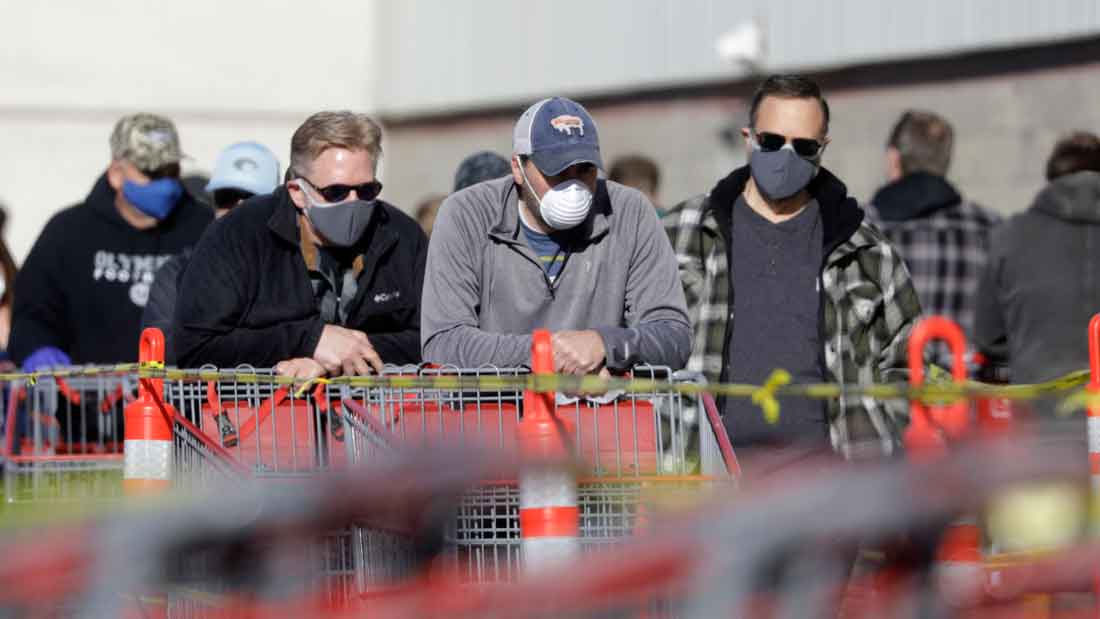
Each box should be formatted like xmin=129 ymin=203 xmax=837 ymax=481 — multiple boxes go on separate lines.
xmin=173 ymin=187 xmax=426 ymax=369
xmin=10 ymin=173 xmax=212 ymax=364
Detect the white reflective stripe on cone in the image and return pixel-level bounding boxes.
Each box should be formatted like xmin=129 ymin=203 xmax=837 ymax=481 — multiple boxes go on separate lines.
xmin=123 ymin=439 xmax=172 ymax=481
xmin=1088 ymin=416 xmax=1100 ymax=451
xmin=936 ymin=561 xmax=986 ymax=608
xmin=1089 ymin=417 xmax=1100 ymax=495
xmin=519 ymin=468 xmax=578 ymax=509
xmin=522 ymin=536 xmax=581 ymax=571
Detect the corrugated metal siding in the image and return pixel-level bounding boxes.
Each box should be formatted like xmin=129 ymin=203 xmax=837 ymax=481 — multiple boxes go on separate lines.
xmin=372 ymin=0 xmax=1099 ymax=115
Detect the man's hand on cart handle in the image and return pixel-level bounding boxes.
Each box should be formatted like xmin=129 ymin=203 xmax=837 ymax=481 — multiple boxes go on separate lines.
xmin=312 ymin=325 xmax=384 ymax=375
xmin=552 ymin=330 xmax=607 ymax=375
xmin=275 ymin=357 xmax=327 ymax=381
xmin=22 ymin=346 xmax=72 ymax=373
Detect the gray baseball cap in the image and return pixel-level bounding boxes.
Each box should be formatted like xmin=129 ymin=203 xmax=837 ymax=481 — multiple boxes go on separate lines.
xmin=109 ymin=113 xmax=183 ymax=172
xmin=512 ymin=97 xmax=603 ymax=176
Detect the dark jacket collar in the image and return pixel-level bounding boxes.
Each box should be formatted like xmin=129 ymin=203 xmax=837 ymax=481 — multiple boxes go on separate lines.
xmin=707 ymin=165 xmax=864 ymax=255
xmin=489 ymin=179 xmax=613 ymax=245
xmin=870 ymin=172 xmax=962 ymax=222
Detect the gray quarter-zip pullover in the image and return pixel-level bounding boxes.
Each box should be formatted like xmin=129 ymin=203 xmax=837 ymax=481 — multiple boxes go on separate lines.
xmin=421 ymin=177 xmax=691 ymax=369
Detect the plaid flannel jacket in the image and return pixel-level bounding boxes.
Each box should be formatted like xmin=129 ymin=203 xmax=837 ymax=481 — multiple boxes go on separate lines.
xmin=664 ymin=167 xmax=922 ymax=459
xmin=864 ymin=181 xmax=1000 ymax=366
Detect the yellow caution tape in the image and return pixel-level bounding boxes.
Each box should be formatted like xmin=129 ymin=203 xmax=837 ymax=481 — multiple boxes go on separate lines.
xmin=753 ymin=369 xmax=791 ymax=424
xmin=1054 ymin=388 xmax=1100 ymax=416
xmin=0 ymin=364 xmax=1092 ymax=425
xmin=293 ymin=376 xmax=331 ymax=399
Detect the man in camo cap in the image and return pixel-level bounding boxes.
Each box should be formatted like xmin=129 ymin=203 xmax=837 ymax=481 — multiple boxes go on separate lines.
xmin=10 ymin=113 xmax=212 ymax=369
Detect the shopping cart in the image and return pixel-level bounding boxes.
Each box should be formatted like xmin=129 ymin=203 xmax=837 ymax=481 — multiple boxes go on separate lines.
xmin=166 ymin=367 xmax=352 ymax=477
xmin=334 ymin=362 xmax=738 ymax=583
xmin=161 ymin=365 xmax=419 ymax=609
xmin=159 ymin=356 xmax=737 ymax=592
xmin=1 ymin=374 xmax=130 ymax=506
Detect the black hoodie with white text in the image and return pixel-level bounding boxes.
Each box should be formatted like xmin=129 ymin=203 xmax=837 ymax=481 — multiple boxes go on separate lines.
xmin=10 ymin=173 xmax=212 ymax=365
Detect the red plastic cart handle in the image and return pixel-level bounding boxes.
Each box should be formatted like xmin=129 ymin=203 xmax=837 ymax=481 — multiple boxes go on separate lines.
xmin=1089 ymin=314 xmax=1100 ymax=392
xmin=525 ymin=329 xmax=554 ymax=422
xmin=139 ymin=327 xmax=166 ymax=365
xmin=906 ymin=317 xmax=969 ymax=456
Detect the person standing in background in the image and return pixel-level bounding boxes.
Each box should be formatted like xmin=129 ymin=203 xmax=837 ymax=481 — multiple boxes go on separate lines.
xmin=0 ymin=205 xmax=18 ymax=370
xmin=9 ymin=113 xmax=212 ymax=369
xmin=609 ymin=154 xmax=664 ymax=217
xmin=415 ymin=194 xmax=446 ymax=237
xmin=864 ymin=111 xmax=1000 ymax=367
xmin=142 ymin=141 xmax=280 ymax=363
xmin=975 ymin=132 xmax=1100 ymax=391
xmin=453 ymin=151 xmax=511 ymax=193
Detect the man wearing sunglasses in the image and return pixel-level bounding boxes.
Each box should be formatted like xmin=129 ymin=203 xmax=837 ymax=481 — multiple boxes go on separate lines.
xmin=421 ymin=97 xmax=691 ymax=375
xmin=141 ymin=141 xmax=281 ymax=363
xmin=10 ymin=113 xmax=212 ymax=370
xmin=174 ymin=111 xmax=427 ymax=378
xmin=665 ymin=75 xmax=921 ymax=466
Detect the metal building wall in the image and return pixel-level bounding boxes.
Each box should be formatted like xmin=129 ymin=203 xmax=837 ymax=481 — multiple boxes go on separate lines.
xmin=372 ymin=0 xmax=1100 ymax=116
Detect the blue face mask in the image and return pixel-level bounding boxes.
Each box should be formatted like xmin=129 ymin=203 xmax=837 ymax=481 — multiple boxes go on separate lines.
xmin=122 ymin=178 xmax=183 ymax=220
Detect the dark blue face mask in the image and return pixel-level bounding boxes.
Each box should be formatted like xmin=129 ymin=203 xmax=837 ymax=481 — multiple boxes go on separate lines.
xmin=122 ymin=178 xmax=183 ymax=220
xmin=748 ymin=139 xmax=820 ymax=201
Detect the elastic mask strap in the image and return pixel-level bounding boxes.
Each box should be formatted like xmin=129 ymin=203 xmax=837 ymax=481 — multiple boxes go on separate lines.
xmin=517 ymin=157 xmax=541 ymax=206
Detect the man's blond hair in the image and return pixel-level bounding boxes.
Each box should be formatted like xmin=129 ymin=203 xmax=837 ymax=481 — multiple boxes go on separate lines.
xmin=290 ymin=111 xmax=383 ymax=177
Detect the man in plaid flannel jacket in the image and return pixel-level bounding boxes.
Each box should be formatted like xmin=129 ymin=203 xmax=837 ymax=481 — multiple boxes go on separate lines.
xmin=664 ymin=76 xmax=921 ymax=461
xmin=864 ymin=111 xmax=1000 ymax=369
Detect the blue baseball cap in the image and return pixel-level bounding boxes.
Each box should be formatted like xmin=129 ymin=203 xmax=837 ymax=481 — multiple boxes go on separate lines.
xmin=512 ymin=97 xmax=603 ymax=176
xmin=206 ymin=141 xmax=281 ymax=196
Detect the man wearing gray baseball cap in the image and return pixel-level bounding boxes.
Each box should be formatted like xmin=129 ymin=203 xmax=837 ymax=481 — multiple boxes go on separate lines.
xmin=421 ymin=97 xmax=691 ymax=374
xmin=10 ymin=113 xmax=212 ymax=368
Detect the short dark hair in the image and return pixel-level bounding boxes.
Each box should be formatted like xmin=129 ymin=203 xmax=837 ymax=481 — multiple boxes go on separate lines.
xmin=453 ymin=151 xmax=511 ymax=192
xmin=748 ymin=74 xmax=830 ymax=136
xmin=1046 ymin=132 xmax=1100 ymax=181
xmin=887 ymin=110 xmax=954 ymax=177
xmin=609 ymin=154 xmax=660 ymax=194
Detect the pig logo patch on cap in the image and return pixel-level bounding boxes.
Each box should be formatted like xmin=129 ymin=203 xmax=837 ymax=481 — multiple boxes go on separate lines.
xmin=550 ymin=115 xmax=584 ymax=136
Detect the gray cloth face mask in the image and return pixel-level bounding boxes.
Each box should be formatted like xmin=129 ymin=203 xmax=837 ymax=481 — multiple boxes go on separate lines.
xmin=748 ymin=144 xmax=819 ymax=201
xmin=299 ymin=181 xmax=374 ymax=248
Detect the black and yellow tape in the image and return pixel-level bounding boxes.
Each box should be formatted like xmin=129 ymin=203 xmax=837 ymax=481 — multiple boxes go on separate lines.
xmin=0 ymin=362 xmax=1094 ymax=416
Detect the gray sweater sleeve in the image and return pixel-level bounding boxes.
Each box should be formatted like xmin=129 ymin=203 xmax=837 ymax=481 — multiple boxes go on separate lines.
xmin=593 ymin=194 xmax=692 ymax=371
xmin=420 ymin=196 xmax=533 ymax=367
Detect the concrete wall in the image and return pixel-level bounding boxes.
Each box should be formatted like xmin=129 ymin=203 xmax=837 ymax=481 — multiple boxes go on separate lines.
xmin=379 ymin=60 xmax=1100 ymax=219
xmin=0 ymin=0 xmax=379 ymax=262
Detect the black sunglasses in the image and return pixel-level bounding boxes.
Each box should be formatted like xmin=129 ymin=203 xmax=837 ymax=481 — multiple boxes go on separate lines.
xmin=754 ymin=131 xmax=826 ymax=159
xmin=213 ymin=188 xmax=255 ymax=209
xmin=299 ymin=178 xmax=383 ymax=203
xmin=141 ymin=162 xmax=182 ymax=180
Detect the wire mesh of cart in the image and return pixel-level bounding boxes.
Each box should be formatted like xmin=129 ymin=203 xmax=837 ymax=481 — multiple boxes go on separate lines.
xmin=1 ymin=373 xmax=132 ymax=506
xmin=334 ymin=363 xmax=739 ymax=583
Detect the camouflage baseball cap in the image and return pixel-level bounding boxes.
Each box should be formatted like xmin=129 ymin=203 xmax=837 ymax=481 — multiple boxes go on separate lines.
xmin=109 ymin=113 xmax=183 ymax=172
